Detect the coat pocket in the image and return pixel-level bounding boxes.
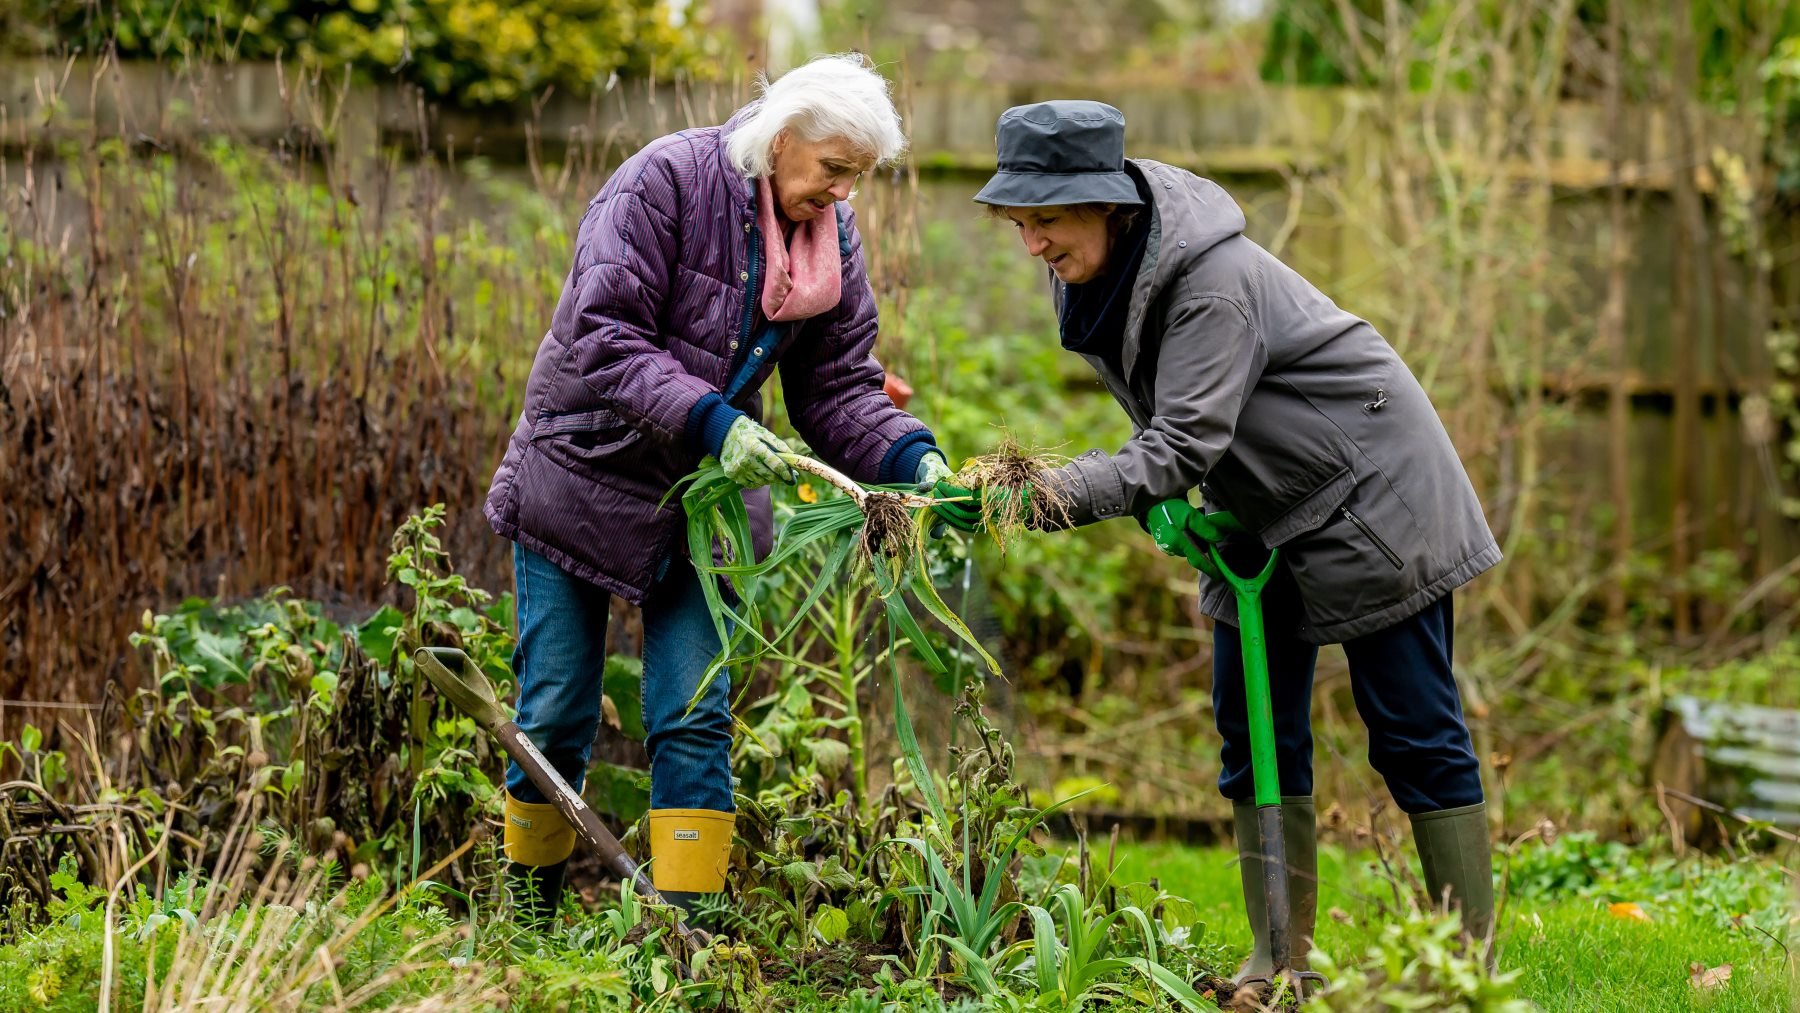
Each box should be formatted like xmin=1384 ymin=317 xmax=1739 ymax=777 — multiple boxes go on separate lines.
xmin=1340 ymin=505 xmax=1405 ymax=570
xmin=1205 ymin=380 xmax=1357 ymax=545
xmin=1253 ymin=467 xmax=1356 ymax=548
xmin=530 ymin=407 xmax=643 ymax=463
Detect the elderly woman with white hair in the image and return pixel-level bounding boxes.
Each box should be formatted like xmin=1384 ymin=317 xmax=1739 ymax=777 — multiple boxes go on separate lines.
xmin=482 ymin=54 xmax=952 ymax=922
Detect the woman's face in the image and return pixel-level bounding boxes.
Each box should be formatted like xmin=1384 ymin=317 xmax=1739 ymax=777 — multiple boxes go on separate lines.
xmin=1000 ymin=206 xmax=1111 ymax=285
xmin=769 ymin=131 xmax=874 ymax=222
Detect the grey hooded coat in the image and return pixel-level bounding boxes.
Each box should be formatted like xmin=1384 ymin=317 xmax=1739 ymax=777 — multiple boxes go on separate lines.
xmin=1045 ymin=160 xmax=1500 ymax=644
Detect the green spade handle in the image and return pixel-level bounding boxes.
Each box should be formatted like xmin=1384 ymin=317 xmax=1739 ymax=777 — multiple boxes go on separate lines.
xmin=1183 ymin=514 xmax=1284 ymax=808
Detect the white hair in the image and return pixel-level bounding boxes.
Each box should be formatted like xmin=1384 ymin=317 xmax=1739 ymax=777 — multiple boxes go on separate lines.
xmin=725 ymin=53 xmax=908 ymax=179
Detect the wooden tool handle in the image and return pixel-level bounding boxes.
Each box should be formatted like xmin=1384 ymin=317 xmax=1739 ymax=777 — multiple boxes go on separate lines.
xmin=494 ymin=718 xmax=713 ymax=953
xmin=494 ymin=718 xmax=655 ymax=897
xmin=413 ymin=649 xmax=657 ymax=898
xmin=414 ymin=646 xmax=706 ymax=950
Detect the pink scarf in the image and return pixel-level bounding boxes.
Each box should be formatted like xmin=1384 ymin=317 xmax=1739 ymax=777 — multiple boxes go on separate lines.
xmin=756 ymin=175 xmax=840 ymax=322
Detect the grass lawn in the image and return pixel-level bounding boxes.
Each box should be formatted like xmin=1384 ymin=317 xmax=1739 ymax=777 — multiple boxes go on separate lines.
xmin=1108 ymin=839 xmax=1799 ymax=1011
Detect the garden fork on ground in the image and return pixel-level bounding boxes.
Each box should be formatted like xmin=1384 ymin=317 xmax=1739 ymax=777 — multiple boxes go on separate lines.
xmin=1185 ymin=513 xmax=1329 ymax=999
xmin=412 ymin=646 xmax=710 ymax=953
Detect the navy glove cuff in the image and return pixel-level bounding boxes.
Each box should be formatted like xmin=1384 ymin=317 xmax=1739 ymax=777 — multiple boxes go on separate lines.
xmin=880 ymin=429 xmax=940 ymax=485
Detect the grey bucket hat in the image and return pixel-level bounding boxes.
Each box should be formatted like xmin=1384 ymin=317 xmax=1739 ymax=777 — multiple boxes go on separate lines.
xmin=973 ymin=100 xmax=1143 ymax=208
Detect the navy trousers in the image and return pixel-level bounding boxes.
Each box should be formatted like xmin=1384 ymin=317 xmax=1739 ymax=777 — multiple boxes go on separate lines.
xmin=1210 ymin=558 xmax=1484 ymax=814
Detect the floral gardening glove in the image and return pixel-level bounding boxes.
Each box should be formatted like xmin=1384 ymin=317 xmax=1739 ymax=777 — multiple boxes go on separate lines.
xmin=912 ymin=452 xmax=953 ymax=490
xmin=913 ymin=453 xmax=955 ymax=538
xmin=719 ymin=416 xmax=797 ymax=488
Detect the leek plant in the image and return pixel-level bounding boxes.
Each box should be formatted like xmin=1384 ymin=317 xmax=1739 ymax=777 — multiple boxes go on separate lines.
xmin=671 ymin=453 xmax=999 ymax=711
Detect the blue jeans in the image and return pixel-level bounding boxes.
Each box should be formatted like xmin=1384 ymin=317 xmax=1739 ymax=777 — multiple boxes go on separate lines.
xmin=1211 ymin=557 xmax=1483 ymax=814
xmin=505 ymin=544 xmax=735 ymax=814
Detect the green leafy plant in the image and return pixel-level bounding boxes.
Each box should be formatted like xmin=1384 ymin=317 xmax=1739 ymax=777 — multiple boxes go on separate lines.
xmin=1306 ymin=907 xmax=1532 ymax=1013
xmin=1506 ymin=831 xmax=1639 ymax=900
xmin=880 ymin=677 xmax=1092 ymax=994
xmin=673 ymin=456 xmax=998 ymax=708
xmin=0 ymin=505 xmax=521 ymax=918
xmin=1004 ymin=882 xmax=1161 ymax=1006
xmin=9 ymin=0 xmax=716 ymax=105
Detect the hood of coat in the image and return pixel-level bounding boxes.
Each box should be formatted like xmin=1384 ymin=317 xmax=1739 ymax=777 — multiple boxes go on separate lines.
xmin=1116 ymin=159 xmax=1248 ymax=379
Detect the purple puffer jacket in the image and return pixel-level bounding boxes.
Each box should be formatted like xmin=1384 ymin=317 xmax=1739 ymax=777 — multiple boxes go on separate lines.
xmin=484 ymin=106 xmax=931 ymax=604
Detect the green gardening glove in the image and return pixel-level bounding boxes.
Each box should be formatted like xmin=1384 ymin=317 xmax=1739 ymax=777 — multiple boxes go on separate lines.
xmin=929 ymin=480 xmax=983 ymax=533
xmin=1145 ymin=499 xmax=1195 ymax=556
xmin=929 ymin=481 xmax=1032 ymax=534
xmin=719 ymin=416 xmax=797 ymax=488
xmin=914 ymin=453 xmax=955 ymax=539
xmin=1144 ymin=497 xmax=1228 ymax=572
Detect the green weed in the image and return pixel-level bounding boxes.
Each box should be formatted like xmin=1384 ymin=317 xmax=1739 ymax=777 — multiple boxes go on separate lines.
xmin=1114 ymin=837 xmax=1798 ymax=1013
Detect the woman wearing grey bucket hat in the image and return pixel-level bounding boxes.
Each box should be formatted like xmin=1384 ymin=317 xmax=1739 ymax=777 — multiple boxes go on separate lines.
xmin=931 ymin=100 xmax=1503 ymax=979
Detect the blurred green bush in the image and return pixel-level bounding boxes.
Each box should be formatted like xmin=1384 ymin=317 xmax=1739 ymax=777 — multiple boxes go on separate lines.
xmin=2 ymin=0 xmax=714 ymax=104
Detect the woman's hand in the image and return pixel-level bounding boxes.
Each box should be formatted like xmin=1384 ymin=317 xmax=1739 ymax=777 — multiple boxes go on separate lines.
xmin=1145 ymin=499 xmax=1198 ymax=559
xmin=912 ymin=452 xmax=953 ymax=489
xmin=929 ymin=481 xmax=985 ymax=533
xmin=1145 ymin=498 xmax=1230 ymax=570
xmin=719 ymin=417 xmax=798 ymax=488
xmin=928 ymin=481 xmax=1034 ymax=534
xmin=911 ymin=454 xmax=955 ymax=538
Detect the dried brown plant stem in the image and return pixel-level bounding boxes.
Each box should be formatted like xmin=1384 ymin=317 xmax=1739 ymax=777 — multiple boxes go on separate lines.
xmin=98 ymin=807 xmax=176 ymax=1011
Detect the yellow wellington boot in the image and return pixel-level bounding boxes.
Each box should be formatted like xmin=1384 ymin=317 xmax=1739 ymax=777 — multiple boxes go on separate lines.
xmin=503 ymin=792 xmax=576 ymax=926
xmin=648 ymin=808 xmax=735 ymax=918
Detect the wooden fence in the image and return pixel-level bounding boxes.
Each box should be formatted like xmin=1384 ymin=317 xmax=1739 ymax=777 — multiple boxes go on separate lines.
xmin=4 ymin=58 xmax=1796 ymax=705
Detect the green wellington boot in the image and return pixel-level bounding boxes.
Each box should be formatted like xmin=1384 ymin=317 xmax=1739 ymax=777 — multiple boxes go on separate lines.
xmin=1410 ymin=802 xmax=1496 ymax=967
xmin=1233 ymin=796 xmax=1319 ymax=980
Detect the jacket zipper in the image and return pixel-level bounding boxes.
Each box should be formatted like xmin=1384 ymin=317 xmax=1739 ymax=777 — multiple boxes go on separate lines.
xmin=1341 ymin=507 xmax=1404 ymax=570
xmin=730 ymin=209 xmax=763 ymax=397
